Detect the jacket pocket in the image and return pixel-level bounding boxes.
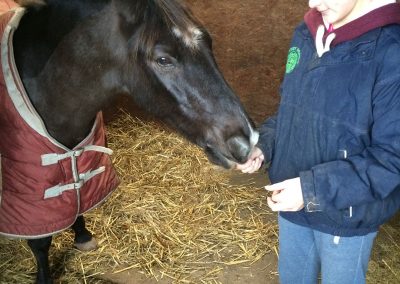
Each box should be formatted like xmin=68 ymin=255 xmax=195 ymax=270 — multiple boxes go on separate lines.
xmin=324 ymin=201 xmax=385 ymax=229
xmin=323 ymin=207 xmax=344 ymax=226
xmin=337 ymin=149 xmax=353 ymax=219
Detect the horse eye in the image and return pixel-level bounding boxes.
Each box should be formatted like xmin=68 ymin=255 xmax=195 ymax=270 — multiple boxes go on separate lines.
xmin=156 ymin=57 xmax=174 ymax=67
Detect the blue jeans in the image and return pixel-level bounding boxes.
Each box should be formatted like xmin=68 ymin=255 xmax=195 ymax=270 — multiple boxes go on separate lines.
xmin=278 ymin=215 xmax=377 ymax=284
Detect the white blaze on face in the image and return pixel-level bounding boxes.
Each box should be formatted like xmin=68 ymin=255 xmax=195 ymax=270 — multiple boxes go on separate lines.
xmin=245 ymin=118 xmax=259 ymax=148
xmin=172 ymin=26 xmax=202 ymax=49
xmin=250 ymin=127 xmax=259 ymax=148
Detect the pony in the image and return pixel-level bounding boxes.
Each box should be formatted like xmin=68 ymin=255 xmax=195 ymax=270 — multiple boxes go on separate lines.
xmin=0 ymin=0 xmax=258 ymax=283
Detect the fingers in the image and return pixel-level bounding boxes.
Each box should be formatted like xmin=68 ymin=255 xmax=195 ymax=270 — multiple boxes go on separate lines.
xmin=265 ymin=181 xmax=285 ymax=192
xmin=236 ymin=157 xmax=263 ymax=173
xmin=235 ymin=147 xmax=264 ymax=173
xmin=265 ymin=178 xmax=304 ymax=212
xmin=270 ymin=190 xmax=283 ymax=203
xmin=235 ymin=159 xmax=253 ymax=170
xmin=267 ymin=197 xmax=287 ymax=211
xmin=267 ymin=196 xmax=303 ymax=212
xmin=249 ymin=148 xmax=264 ymax=160
xmin=243 ymin=157 xmax=263 ymax=173
xmin=264 ymin=177 xmax=299 ymax=191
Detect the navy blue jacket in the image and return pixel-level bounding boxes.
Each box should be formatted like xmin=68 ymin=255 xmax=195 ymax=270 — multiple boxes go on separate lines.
xmin=259 ymin=17 xmax=400 ymax=236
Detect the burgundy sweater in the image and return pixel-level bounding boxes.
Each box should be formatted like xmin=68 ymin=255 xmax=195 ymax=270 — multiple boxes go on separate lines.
xmin=304 ymin=3 xmax=400 ymax=46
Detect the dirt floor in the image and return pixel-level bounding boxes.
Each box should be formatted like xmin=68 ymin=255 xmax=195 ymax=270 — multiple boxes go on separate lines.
xmin=104 ymin=1 xmax=400 ymax=284
xmin=99 ymin=170 xmax=277 ymax=284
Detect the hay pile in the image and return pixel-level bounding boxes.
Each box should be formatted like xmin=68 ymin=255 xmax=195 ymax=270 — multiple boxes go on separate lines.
xmin=0 ymin=111 xmax=277 ymax=283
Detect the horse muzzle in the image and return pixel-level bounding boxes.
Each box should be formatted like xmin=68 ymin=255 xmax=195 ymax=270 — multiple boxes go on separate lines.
xmin=205 ymin=130 xmax=259 ymax=169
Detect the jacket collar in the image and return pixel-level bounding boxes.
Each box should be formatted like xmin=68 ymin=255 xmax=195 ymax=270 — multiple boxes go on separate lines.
xmin=304 ymin=3 xmax=400 ymax=47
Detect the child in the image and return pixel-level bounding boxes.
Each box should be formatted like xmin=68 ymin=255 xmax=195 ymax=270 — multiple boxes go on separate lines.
xmin=237 ymin=0 xmax=400 ymax=283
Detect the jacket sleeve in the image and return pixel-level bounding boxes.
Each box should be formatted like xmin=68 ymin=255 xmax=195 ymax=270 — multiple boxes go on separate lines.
xmin=257 ymin=114 xmax=277 ymax=163
xmin=300 ymin=75 xmax=400 ymax=212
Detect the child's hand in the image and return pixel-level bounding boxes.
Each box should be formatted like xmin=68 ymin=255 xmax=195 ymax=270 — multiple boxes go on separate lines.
xmin=235 ymin=147 xmax=264 ymax=173
xmin=265 ymin=177 xmax=304 ymax=211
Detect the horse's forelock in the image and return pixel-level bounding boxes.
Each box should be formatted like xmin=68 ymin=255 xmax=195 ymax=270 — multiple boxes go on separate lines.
xmin=131 ymin=0 xmax=203 ymax=59
xmin=156 ymin=0 xmax=203 ymax=49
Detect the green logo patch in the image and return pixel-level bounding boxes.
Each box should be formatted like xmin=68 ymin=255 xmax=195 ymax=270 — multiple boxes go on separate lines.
xmin=286 ymin=47 xmax=301 ymax=74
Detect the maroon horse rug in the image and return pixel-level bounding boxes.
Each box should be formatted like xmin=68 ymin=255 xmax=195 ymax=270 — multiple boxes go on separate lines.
xmin=0 ymin=8 xmax=119 ymax=238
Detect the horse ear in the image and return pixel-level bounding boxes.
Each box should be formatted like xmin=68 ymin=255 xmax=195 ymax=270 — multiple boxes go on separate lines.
xmin=14 ymin=0 xmax=46 ymax=8
xmin=113 ymin=0 xmax=145 ymax=24
xmin=112 ymin=0 xmax=147 ymax=40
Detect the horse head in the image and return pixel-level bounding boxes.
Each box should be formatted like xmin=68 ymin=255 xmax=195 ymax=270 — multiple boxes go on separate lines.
xmin=113 ymin=0 xmax=259 ymax=168
xmin=14 ymin=0 xmax=259 ymax=168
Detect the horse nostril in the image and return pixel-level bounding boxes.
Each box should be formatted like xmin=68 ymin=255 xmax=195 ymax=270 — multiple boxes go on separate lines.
xmin=226 ymin=136 xmax=251 ymax=163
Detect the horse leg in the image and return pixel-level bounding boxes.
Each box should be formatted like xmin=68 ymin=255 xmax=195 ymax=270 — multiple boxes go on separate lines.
xmin=27 ymin=236 xmax=53 ymax=284
xmin=71 ymin=215 xmax=98 ymax=251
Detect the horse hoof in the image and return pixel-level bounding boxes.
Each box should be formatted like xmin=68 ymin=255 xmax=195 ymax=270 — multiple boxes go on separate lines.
xmin=74 ymin=237 xmax=98 ymax=251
